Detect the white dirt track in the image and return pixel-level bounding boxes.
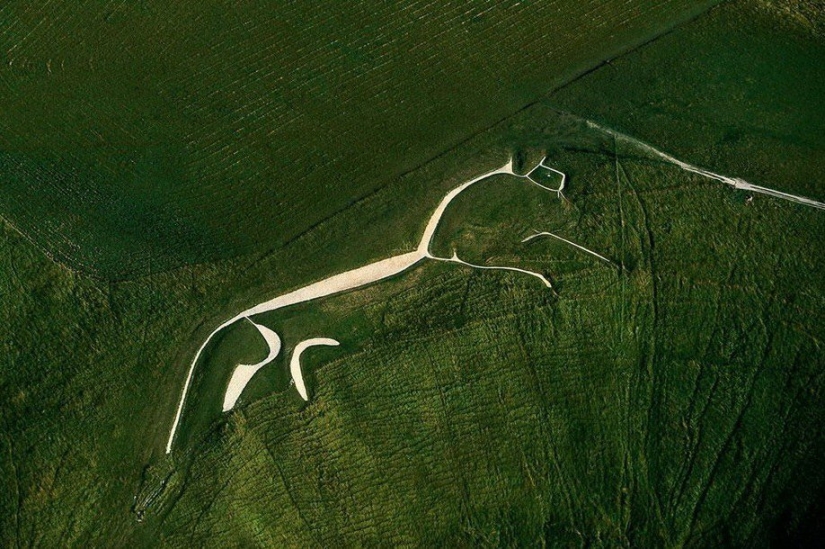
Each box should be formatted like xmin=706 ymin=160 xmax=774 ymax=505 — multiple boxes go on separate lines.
xmin=587 ymin=120 xmax=825 ymax=210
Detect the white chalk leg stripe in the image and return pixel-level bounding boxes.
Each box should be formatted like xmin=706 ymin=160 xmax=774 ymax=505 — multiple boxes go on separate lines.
xmin=290 ymin=338 xmax=340 ymax=401
xmin=222 ymin=321 xmax=282 ymax=412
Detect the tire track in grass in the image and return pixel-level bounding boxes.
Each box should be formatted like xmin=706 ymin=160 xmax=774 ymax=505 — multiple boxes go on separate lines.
xmin=666 ymin=259 xmax=735 ymax=518
xmin=421 ymin=343 xmax=471 ymax=522
xmin=749 ymin=348 xmax=825 ymax=543
xmin=1 ymin=431 xmax=21 ymax=549
xmin=617 ymin=159 xmax=670 ymax=537
xmin=712 ymin=314 xmax=777 ymax=535
xmin=610 ymin=155 xmax=636 ymax=541
xmin=669 ymin=370 xmax=720 ymax=528
xmin=681 ymin=327 xmax=774 ymax=543
xmin=614 ymin=137 xmax=627 ymax=343
xmin=268 ymin=447 xmax=324 ymax=549
xmin=511 ymin=327 xmax=579 ymax=533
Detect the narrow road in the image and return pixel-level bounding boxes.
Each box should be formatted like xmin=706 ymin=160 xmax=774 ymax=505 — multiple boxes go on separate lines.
xmin=586 ymin=120 xmax=825 ymax=210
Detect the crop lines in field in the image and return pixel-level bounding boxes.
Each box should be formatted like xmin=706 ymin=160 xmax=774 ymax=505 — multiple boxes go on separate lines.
xmin=149 ymin=0 xmax=715 ymax=241
xmin=0 ymin=0 xmax=717 ymax=280
xmin=177 ymin=0 xmax=701 ymax=177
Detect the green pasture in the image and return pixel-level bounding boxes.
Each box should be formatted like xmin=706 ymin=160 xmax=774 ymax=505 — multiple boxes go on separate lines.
xmin=1 ymin=0 xmax=824 ymax=547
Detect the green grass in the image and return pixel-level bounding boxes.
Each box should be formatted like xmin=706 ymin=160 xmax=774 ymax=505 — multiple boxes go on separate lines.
xmin=2 ymin=0 xmax=825 ymax=547
xmin=161 ymin=147 xmax=825 ymax=546
xmin=549 ymin=0 xmax=825 ymax=199
xmin=0 ymin=0 xmax=717 ymax=279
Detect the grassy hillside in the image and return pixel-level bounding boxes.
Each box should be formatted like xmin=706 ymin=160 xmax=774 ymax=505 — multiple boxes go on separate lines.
xmin=0 ymin=0 xmax=717 ymax=279
xmin=1 ymin=0 xmax=824 ymax=547
xmin=157 ymin=110 xmax=825 ymax=546
xmin=549 ymin=0 xmax=825 ymax=200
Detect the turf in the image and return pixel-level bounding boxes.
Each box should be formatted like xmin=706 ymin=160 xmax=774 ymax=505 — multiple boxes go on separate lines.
xmin=1 ymin=0 xmax=824 ymax=547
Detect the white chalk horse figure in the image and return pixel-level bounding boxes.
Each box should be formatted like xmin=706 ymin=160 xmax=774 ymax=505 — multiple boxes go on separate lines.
xmin=165 ymin=156 xmax=572 ymax=454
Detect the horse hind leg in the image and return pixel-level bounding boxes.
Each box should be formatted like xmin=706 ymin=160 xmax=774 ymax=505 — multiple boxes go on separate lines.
xmin=222 ymin=320 xmax=282 ymax=412
xmin=290 ymin=338 xmax=341 ymax=401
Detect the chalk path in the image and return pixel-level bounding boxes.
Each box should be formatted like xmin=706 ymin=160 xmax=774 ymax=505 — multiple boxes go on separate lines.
xmin=586 ymin=120 xmax=825 ymax=210
xmin=165 ymin=156 xmax=563 ymax=454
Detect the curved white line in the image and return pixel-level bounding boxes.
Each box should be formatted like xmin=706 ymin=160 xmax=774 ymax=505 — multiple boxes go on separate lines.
xmin=429 ymin=251 xmax=552 ymax=288
xmin=290 ymin=338 xmax=341 ymax=401
xmin=417 ymin=158 xmax=514 ymax=256
xmin=222 ymin=321 xmax=281 ymax=412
